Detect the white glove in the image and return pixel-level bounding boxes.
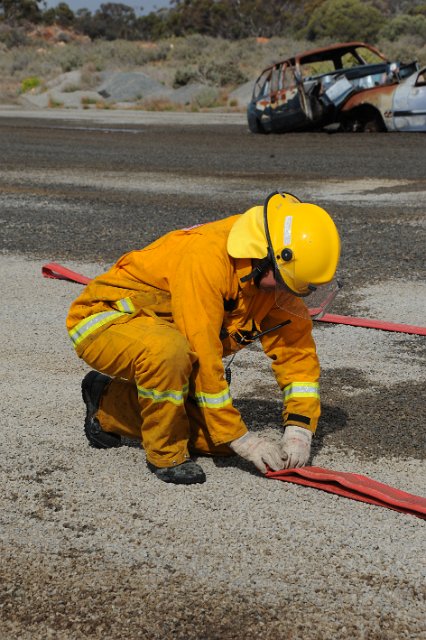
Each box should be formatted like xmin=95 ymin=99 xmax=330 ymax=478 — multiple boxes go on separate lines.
xmin=229 ymin=432 xmax=287 ymax=474
xmin=280 ymin=425 xmax=312 ymax=469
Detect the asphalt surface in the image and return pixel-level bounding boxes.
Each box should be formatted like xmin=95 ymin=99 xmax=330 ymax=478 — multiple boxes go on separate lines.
xmin=1 ymin=115 xmax=425 ymax=289
xmin=1 ymin=112 xmax=425 ymax=640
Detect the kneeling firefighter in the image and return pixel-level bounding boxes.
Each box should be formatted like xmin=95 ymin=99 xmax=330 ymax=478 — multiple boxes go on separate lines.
xmin=66 ymin=192 xmax=341 ymax=484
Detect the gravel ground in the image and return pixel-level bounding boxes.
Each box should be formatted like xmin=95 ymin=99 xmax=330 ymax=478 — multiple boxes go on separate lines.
xmin=0 ymin=114 xmax=425 ymax=639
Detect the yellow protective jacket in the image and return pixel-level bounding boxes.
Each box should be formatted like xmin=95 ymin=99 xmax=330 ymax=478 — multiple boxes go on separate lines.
xmin=66 ymin=215 xmax=320 ymax=445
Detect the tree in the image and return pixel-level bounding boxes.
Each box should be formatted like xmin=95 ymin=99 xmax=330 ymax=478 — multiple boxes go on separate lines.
xmin=91 ymin=3 xmax=138 ymax=40
xmin=54 ymin=2 xmax=75 ymax=27
xmin=42 ymin=2 xmax=75 ymax=27
xmin=0 ymin=0 xmax=43 ymax=22
xmin=73 ymin=8 xmax=94 ymax=36
xmin=163 ymin=0 xmax=305 ymax=39
xmin=381 ymin=0 xmax=423 ymax=12
xmin=135 ymin=10 xmax=170 ymax=40
xmin=306 ymin=0 xmax=384 ymax=42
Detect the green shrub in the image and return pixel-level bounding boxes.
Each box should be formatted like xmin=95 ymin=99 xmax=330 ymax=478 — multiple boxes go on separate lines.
xmin=173 ymin=66 xmax=199 ymax=87
xmin=48 ymin=97 xmax=64 ymax=108
xmin=200 ymin=61 xmax=248 ymax=87
xmin=377 ymin=37 xmax=426 ymax=66
xmin=379 ymin=14 xmax=426 ymax=45
xmin=169 ymin=34 xmax=211 ymax=62
xmin=83 ymin=40 xmax=169 ymax=70
xmin=61 ymin=83 xmax=80 ymax=92
xmin=81 ymin=96 xmax=98 ymax=105
xmin=55 ymin=46 xmax=84 ymax=72
xmin=0 ymin=25 xmax=29 ymax=48
xmin=305 ymin=0 xmax=384 ymax=42
xmin=192 ymin=86 xmax=220 ymax=108
xmin=6 ymin=49 xmax=34 ymax=75
xmin=21 ymin=75 xmax=41 ymax=92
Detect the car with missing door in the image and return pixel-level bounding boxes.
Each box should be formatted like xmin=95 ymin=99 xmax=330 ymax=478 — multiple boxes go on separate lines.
xmin=247 ymin=42 xmax=422 ymax=133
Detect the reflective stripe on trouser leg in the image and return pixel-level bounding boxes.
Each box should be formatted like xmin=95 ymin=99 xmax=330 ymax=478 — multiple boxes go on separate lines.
xmin=77 ymin=316 xmax=198 ymax=467
xmin=98 ymin=376 xmax=233 ymax=457
xmin=283 ymin=381 xmax=320 ymax=401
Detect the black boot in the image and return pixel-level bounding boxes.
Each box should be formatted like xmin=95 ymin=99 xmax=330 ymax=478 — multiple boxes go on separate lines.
xmin=81 ymin=371 xmax=121 ymax=449
xmin=148 ymin=460 xmax=206 ymax=485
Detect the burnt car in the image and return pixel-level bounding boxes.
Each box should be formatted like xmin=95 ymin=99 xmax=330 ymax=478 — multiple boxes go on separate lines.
xmin=247 ymin=41 xmax=420 ymax=133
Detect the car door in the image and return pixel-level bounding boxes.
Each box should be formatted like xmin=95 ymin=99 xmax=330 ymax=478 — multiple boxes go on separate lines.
xmin=252 ymin=64 xmax=290 ymax=133
xmin=269 ymin=63 xmax=309 ymax=132
xmin=249 ymin=68 xmax=274 ymax=133
xmin=392 ymin=68 xmax=426 ymax=131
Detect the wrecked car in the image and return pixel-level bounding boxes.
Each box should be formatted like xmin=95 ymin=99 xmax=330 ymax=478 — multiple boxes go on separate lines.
xmin=247 ymin=42 xmax=421 ymax=133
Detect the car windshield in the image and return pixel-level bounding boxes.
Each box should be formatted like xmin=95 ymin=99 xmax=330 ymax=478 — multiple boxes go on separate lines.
xmin=300 ymin=46 xmax=386 ymax=79
xmin=351 ymin=46 xmax=386 ymax=65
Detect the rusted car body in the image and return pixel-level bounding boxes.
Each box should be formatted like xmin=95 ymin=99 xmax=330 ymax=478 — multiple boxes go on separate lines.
xmin=247 ymin=42 xmax=420 ymax=133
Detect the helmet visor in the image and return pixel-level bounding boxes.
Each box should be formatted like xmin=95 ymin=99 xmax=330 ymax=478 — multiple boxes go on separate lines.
xmin=274 ymin=275 xmax=342 ymax=319
xmin=305 ymin=279 xmax=343 ymax=319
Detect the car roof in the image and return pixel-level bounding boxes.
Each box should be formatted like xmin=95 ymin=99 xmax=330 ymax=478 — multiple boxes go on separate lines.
xmin=262 ymin=41 xmax=388 ymax=72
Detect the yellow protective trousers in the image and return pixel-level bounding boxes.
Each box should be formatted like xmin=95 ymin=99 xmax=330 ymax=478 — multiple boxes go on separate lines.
xmin=79 ymin=314 xmax=232 ymax=467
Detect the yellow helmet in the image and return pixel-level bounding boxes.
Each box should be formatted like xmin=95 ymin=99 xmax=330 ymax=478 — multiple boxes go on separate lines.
xmin=227 ymin=192 xmax=341 ymax=297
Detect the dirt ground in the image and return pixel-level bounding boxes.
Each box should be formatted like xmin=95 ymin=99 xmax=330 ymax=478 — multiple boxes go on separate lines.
xmin=0 ymin=111 xmax=425 ymax=639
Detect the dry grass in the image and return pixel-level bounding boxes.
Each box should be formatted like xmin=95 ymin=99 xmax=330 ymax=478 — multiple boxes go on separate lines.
xmin=1 ymin=33 xmax=424 ymax=107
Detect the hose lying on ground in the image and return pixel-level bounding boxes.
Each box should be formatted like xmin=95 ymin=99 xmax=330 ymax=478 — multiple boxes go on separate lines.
xmin=42 ymin=262 xmax=426 ymax=336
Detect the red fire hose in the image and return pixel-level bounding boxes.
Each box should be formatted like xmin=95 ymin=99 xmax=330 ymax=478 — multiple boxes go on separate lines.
xmin=42 ymin=262 xmax=92 ymax=285
xmin=266 ymin=467 xmax=426 ymax=519
xmin=42 ymin=262 xmax=426 ymax=336
xmin=315 ymin=313 xmax=426 ymax=335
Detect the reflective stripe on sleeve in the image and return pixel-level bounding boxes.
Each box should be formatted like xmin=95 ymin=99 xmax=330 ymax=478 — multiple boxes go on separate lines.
xmin=194 ymin=386 xmax=232 ymax=409
xmin=115 ymin=297 xmax=136 ymax=313
xmin=69 ymin=297 xmax=136 ymax=348
xmin=283 ymin=381 xmax=320 ymax=401
xmin=137 ymin=382 xmax=189 ymax=406
xmin=69 ymin=310 xmax=126 ymax=347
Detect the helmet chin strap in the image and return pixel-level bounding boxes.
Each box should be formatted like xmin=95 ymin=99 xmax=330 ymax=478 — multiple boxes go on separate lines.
xmin=239 ymin=191 xmax=288 ymax=286
xmin=240 ymin=255 xmax=272 ymax=284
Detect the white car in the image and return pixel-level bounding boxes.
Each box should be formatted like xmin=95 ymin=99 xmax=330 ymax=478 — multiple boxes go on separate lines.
xmin=340 ymin=66 xmax=426 ymax=132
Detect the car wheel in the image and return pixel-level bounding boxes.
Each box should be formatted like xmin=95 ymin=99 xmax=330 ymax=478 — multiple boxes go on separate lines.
xmin=248 ymin=115 xmax=267 ymax=134
xmin=340 ymin=107 xmax=386 ymax=133
xmin=363 ymin=113 xmax=386 ymax=132
xmin=339 ymin=116 xmax=362 ymax=132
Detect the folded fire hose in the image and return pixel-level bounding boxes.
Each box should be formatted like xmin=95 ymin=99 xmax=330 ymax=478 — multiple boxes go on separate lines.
xmin=266 ymin=467 xmax=426 ymax=519
xmin=43 ymin=262 xmax=426 ymax=518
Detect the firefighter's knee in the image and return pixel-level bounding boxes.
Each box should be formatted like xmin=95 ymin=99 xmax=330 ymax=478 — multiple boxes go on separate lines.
xmin=136 ymin=329 xmax=197 ymax=380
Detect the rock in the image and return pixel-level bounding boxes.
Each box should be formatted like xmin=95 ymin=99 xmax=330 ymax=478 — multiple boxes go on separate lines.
xmin=228 ymin=80 xmax=254 ymax=107
xmin=97 ymin=71 xmax=170 ymax=103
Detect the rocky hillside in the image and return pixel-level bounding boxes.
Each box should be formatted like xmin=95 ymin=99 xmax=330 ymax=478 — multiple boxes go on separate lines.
xmin=0 ymin=27 xmax=424 ymax=110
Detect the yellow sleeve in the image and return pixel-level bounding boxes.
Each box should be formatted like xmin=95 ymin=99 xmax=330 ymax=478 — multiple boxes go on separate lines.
xmin=168 ymin=247 xmax=248 ymax=445
xmin=259 ymin=304 xmax=321 ymax=433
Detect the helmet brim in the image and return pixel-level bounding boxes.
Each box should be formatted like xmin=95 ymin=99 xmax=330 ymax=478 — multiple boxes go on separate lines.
xmin=227 ymin=206 xmax=267 ymax=259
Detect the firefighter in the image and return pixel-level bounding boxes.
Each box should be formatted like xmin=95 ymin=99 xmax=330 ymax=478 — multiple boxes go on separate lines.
xmin=66 ymin=192 xmax=340 ymax=485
